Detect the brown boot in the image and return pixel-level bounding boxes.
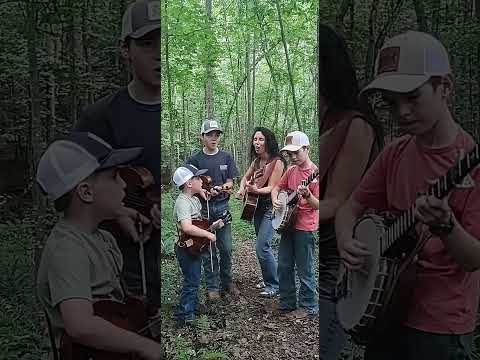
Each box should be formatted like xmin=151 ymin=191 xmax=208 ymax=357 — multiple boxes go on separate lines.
xmin=223 ymin=283 xmax=240 ymax=296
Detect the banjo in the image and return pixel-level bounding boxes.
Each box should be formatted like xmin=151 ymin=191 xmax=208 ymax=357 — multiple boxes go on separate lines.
xmin=272 ymin=170 xmax=319 ymax=232
xmin=336 ymin=144 xmax=480 ymax=345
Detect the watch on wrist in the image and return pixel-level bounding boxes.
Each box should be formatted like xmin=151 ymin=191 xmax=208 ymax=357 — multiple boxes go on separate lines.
xmin=429 ymin=214 xmax=455 ymax=237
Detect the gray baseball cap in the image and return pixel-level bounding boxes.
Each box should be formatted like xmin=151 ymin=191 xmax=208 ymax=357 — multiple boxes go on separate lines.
xmin=36 ymin=132 xmax=143 ymax=201
xmin=121 ymin=0 xmax=160 ymax=41
xmin=201 ymin=119 xmax=223 ymax=134
xmin=361 ymin=31 xmax=452 ymax=96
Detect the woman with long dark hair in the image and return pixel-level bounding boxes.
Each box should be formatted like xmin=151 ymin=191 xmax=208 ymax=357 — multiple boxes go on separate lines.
xmin=236 ymin=127 xmax=286 ymax=297
xmin=317 ymin=24 xmax=383 ymax=359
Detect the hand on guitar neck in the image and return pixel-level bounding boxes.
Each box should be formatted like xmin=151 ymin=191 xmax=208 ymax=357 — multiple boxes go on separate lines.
xmin=236 ymin=168 xmax=264 ymax=199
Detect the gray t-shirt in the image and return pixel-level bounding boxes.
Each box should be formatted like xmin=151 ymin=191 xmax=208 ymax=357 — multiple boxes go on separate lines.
xmin=173 ymin=193 xmax=202 ymax=225
xmin=36 ymin=219 xmax=124 ymax=340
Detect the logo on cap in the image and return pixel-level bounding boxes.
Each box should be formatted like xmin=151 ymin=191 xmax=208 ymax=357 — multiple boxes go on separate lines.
xmin=377 ymin=47 xmax=400 ymax=75
xmin=285 ymin=136 xmax=293 ymax=145
xmin=148 ymin=2 xmax=160 ymax=20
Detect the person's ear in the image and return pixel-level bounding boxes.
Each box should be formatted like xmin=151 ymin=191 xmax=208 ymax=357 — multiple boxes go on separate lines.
xmin=76 ymin=182 xmax=94 ymax=203
xmin=440 ymin=75 xmax=453 ymax=99
xmin=119 ymin=40 xmax=130 ymax=65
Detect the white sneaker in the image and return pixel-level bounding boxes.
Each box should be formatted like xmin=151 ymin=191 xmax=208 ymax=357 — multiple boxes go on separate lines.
xmin=256 ymin=281 xmax=265 ymax=289
xmin=259 ymin=289 xmax=278 ymax=298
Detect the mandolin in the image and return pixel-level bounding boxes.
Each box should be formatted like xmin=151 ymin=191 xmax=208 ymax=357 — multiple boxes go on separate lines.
xmin=179 ymin=212 xmax=232 ymax=256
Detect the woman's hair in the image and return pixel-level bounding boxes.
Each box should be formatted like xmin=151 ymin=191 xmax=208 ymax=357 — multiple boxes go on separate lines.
xmin=249 ymin=127 xmax=285 ymax=165
xmin=318 ymin=24 xmax=383 ymax=145
xmin=318 ymin=24 xmax=359 ymax=112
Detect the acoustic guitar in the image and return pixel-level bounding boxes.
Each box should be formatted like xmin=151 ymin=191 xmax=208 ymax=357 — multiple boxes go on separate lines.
xmin=240 ymin=168 xmax=264 ymax=222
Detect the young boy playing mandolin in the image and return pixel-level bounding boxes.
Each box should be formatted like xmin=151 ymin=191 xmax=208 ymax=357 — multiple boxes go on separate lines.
xmin=36 ymin=132 xmax=161 ymax=360
xmin=336 ymin=31 xmax=480 ymax=360
xmin=271 ymin=131 xmax=320 ymax=319
xmin=172 ymin=164 xmax=225 ymax=327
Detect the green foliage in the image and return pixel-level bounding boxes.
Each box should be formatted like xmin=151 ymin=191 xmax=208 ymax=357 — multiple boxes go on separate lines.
xmin=0 ymin=213 xmax=54 ymax=359
xmin=161 ymin=191 xmax=178 ymax=256
xmin=161 ymin=0 xmax=318 ymax=174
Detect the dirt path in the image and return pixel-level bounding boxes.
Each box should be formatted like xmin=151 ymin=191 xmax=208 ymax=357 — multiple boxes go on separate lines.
xmin=161 ymin=239 xmax=319 ymax=359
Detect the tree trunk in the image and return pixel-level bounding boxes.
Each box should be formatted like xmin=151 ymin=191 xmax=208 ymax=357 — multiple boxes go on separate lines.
xmin=165 ymin=0 xmax=175 ymax=174
xmin=275 ymin=0 xmax=302 ymax=131
xmin=413 ymin=0 xmax=428 ymax=32
xmin=205 ymin=0 xmax=214 ymax=119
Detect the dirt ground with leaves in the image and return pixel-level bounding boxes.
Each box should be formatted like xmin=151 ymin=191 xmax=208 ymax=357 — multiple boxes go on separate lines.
xmin=161 ymin=239 xmax=320 ymax=360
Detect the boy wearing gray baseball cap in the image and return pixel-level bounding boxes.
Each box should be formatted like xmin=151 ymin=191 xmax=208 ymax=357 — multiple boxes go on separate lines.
xmin=36 ymin=132 xmax=161 ymax=359
xmin=75 ymin=0 xmax=161 ymax=323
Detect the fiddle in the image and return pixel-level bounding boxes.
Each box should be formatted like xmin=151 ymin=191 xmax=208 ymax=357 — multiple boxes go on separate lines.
xmin=199 ymin=175 xmax=233 ymax=194
xmin=119 ymin=166 xmax=160 ymax=218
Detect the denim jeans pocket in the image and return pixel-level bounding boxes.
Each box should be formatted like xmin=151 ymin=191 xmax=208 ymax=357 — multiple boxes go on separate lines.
xmin=448 ymin=334 xmax=473 ymax=360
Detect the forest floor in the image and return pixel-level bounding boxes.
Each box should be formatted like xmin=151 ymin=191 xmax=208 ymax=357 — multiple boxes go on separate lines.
xmin=160 ymin=238 xmax=320 ymax=360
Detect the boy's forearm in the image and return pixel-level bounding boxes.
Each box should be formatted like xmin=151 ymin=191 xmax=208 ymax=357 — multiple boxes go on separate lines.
xmin=73 ymin=315 xmax=156 ymax=355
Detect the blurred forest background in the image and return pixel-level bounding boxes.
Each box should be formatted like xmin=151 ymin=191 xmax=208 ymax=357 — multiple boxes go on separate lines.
xmin=0 ymin=1 xmax=134 ymax=358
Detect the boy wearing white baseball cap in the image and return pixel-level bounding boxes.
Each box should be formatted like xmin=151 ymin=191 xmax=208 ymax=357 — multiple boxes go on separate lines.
xmin=36 ymin=132 xmax=161 ymax=359
xmin=337 ymin=31 xmax=480 ymax=359
xmin=271 ymin=130 xmax=320 ymax=319
xmin=172 ymin=164 xmax=224 ymax=326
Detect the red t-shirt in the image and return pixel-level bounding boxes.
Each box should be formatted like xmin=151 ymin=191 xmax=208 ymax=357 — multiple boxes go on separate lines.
xmin=353 ymin=128 xmax=480 ymax=334
xmin=277 ymin=163 xmax=319 ymax=231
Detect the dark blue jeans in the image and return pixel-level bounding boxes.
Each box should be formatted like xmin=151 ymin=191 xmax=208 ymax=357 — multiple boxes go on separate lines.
xmin=278 ymin=228 xmax=318 ymax=314
xmin=365 ymin=324 xmax=473 ymax=360
xmin=318 ymin=223 xmax=346 ymax=360
xmin=202 ymin=199 xmax=233 ymax=291
xmin=174 ymin=245 xmax=201 ymax=321
xmin=253 ymin=203 xmax=278 ymax=292
xmin=116 ymin=229 xmax=160 ymax=315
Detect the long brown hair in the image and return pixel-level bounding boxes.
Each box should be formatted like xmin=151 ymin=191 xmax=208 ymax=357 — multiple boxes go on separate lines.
xmin=318 ymin=23 xmax=383 ymax=148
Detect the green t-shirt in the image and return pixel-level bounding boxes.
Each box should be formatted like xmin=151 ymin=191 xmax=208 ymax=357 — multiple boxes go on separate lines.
xmin=36 ymin=219 xmax=124 ymax=340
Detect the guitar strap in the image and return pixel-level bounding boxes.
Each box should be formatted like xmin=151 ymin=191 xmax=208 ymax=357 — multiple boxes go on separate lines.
xmin=255 ymin=156 xmax=281 ymax=189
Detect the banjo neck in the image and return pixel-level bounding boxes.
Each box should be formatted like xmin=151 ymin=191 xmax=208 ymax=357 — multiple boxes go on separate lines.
xmin=286 ymin=169 xmax=319 ymax=203
xmin=380 ymin=144 xmax=480 ymax=255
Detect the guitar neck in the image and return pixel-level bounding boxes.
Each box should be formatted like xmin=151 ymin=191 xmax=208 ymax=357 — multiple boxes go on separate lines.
xmin=381 ymin=144 xmax=480 ymax=254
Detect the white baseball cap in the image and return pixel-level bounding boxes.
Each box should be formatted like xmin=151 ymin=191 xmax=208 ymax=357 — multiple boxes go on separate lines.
xmin=281 ymin=131 xmax=310 ymax=152
xmin=361 ymin=31 xmax=451 ymax=95
xmin=36 ymin=132 xmax=143 ymax=201
xmin=201 ymin=119 xmax=223 ymax=134
xmin=173 ymin=164 xmax=208 ymax=187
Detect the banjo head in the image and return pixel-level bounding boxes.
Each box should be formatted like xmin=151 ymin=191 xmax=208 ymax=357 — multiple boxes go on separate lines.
xmin=337 ymin=215 xmax=384 ymax=330
xmin=272 ymin=191 xmax=289 ymax=230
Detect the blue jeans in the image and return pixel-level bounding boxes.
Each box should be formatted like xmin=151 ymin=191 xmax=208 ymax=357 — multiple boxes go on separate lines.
xmin=202 ymin=199 xmax=233 ymax=291
xmin=318 ymin=223 xmax=346 ymax=360
xmin=278 ymin=229 xmax=318 ymax=314
xmin=174 ymin=245 xmax=201 ymax=321
xmin=253 ymin=203 xmax=278 ymax=291
xmin=365 ymin=324 xmax=473 ymax=360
